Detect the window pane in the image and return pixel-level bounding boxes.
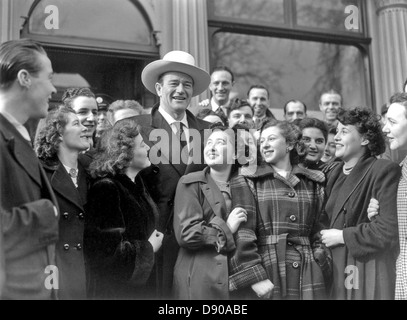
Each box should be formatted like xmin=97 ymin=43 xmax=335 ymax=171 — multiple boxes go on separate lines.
xmin=211 ymin=32 xmax=367 ymax=118
xmin=211 ymin=0 xmax=285 ymax=24
xmin=29 ymin=0 xmax=152 ymax=45
xmin=296 ymin=0 xmax=362 ymax=33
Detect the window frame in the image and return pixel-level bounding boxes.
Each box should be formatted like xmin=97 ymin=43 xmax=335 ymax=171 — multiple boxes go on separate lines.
xmin=21 ymin=0 xmax=159 ymax=57
xmin=207 ymin=0 xmax=374 ymax=109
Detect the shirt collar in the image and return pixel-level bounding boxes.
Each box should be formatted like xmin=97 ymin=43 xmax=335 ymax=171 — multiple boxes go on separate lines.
xmin=158 ymin=106 xmax=189 ymax=129
xmin=211 ymin=97 xmax=230 ymax=113
xmin=0 ymin=110 xmax=32 ymax=143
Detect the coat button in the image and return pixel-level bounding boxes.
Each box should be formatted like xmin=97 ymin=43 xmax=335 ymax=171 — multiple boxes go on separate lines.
xmin=153 ymin=167 xmax=159 ymax=174
xmin=75 ymin=244 xmax=82 ymax=251
xmin=63 ymin=212 xmax=69 ymax=219
xmin=78 ymin=213 xmax=84 ymax=220
xmin=292 ymin=262 xmax=299 ymax=269
xmin=64 ymin=244 xmax=70 ymax=251
xmin=288 ymin=192 xmax=296 ymax=198
xmin=289 ymin=215 xmax=297 ymax=222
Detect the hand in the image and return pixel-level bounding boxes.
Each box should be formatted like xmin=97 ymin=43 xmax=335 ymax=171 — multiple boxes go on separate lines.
xmin=227 ymin=207 xmax=248 ymax=234
xmin=320 ymin=229 xmax=344 ymax=248
xmin=251 ymin=279 xmax=274 ymax=299
xmin=148 ymin=230 xmax=164 ymax=253
xmin=367 ymin=198 xmax=380 ymax=221
xmin=198 ymin=99 xmax=210 ymax=108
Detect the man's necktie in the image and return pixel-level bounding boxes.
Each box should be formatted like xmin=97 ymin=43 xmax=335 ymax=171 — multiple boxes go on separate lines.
xmin=175 ymin=122 xmax=188 ymax=151
xmin=215 ymin=107 xmax=227 ymax=119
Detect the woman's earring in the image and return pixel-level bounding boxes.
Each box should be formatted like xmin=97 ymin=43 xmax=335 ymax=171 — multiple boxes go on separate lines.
xmin=286 ymin=147 xmax=290 ymax=153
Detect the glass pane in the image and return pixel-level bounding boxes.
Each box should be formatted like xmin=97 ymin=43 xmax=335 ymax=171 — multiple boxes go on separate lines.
xmin=211 ymin=0 xmax=285 ymax=24
xmin=211 ymin=32 xmax=367 ymax=119
xmin=29 ymin=0 xmax=152 ymax=45
xmin=296 ymin=0 xmax=362 ymax=33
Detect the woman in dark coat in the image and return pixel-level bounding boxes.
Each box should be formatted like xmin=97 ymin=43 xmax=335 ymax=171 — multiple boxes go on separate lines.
xmin=321 ymin=107 xmax=401 ymax=300
xmin=173 ymin=124 xmax=252 ymax=300
xmin=36 ymin=106 xmax=90 ymax=300
xmin=229 ymin=121 xmax=332 ymax=300
xmin=85 ymin=119 xmax=163 ymax=300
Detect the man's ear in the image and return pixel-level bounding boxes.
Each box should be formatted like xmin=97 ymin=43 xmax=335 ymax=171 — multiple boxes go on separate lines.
xmin=155 ymin=82 xmax=162 ymax=97
xmin=16 ymin=70 xmax=31 ymax=89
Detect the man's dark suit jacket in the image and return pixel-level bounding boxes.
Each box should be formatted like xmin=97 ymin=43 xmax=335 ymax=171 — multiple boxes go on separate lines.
xmin=133 ymin=104 xmax=210 ymax=298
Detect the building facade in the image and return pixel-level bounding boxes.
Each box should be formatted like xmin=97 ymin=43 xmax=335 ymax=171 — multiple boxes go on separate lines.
xmin=1 ymin=0 xmax=406 ymax=116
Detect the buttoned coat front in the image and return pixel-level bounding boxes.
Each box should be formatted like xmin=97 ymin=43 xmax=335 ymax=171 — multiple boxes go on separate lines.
xmin=42 ymin=160 xmax=88 ymax=300
xmin=229 ymin=164 xmax=331 ymax=300
xmin=173 ymin=168 xmax=236 ymax=300
xmin=0 ymin=114 xmax=59 ymax=300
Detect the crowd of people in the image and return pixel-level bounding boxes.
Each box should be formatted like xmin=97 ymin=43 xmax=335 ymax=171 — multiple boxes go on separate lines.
xmin=1 ymin=39 xmax=407 ymax=300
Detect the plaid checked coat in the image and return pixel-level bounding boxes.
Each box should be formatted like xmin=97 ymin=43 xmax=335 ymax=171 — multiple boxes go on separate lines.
xmin=229 ymin=164 xmax=331 ymax=300
xmin=396 ymin=157 xmax=407 ymax=300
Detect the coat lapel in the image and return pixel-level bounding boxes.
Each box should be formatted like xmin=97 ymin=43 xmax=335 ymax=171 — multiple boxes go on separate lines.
xmin=0 ymin=114 xmax=42 ymax=188
xmin=329 ymin=156 xmax=376 ymax=227
xmin=200 ymin=172 xmax=228 ymax=220
xmin=50 ymin=162 xmax=84 ymax=212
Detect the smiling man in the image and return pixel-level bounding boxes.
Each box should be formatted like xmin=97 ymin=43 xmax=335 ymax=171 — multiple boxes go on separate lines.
xmin=133 ymin=51 xmax=211 ymax=298
xmin=0 ymin=39 xmax=59 ymax=299
xmin=319 ymin=90 xmax=342 ymax=128
xmin=247 ymin=85 xmax=276 ymax=130
xmin=198 ymin=66 xmax=235 ymax=124
xmin=62 ymin=87 xmax=98 ymax=148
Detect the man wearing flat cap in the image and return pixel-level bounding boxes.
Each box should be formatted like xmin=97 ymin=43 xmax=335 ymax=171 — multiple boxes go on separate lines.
xmin=134 ymin=51 xmax=211 ymax=298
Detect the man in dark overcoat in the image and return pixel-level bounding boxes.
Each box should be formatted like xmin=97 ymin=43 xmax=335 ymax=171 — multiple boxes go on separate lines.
xmin=0 ymin=39 xmax=59 ymax=299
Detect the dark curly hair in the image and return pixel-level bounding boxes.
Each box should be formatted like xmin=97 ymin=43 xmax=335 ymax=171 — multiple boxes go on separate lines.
xmin=35 ymin=106 xmax=77 ymax=166
xmin=298 ymin=117 xmax=328 ymax=141
xmin=337 ymin=107 xmax=385 ymax=157
xmin=89 ymin=119 xmax=140 ymax=178
xmin=207 ymin=123 xmax=255 ymax=175
xmin=260 ymin=120 xmax=306 ymax=165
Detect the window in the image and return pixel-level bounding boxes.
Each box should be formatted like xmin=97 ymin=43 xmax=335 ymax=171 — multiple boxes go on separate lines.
xmin=22 ymin=0 xmax=158 ymax=55
xmin=208 ymin=0 xmax=371 ymax=116
xmin=212 ymin=33 xmax=367 ymax=112
xmin=209 ymin=0 xmax=364 ymax=35
xmin=211 ymin=0 xmax=285 ymax=25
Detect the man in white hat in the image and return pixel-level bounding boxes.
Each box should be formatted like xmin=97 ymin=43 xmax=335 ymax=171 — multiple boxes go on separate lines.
xmin=131 ymin=51 xmax=211 ymax=298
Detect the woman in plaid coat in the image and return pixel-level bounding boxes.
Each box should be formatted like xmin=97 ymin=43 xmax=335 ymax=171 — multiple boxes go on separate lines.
xmin=229 ymin=121 xmax=331 ymax=300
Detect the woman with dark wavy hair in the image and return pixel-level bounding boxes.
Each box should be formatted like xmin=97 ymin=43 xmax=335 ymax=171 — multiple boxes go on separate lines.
xmin=173 ymin=123 xmax=253 ymax=300
xmin=85 ymin=118 xmax=163 ymax=300
xmin=36 ymin=106 xmax=90 ymax=300
xmin=321 ymin=107 xmax=401 ymax=300
xmin=229 ymin=120 xmax=332 ymax=300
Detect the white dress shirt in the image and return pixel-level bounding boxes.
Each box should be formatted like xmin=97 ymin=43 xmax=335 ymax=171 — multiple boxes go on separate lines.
xmin=158 ymin=106 xmax=190 ymax=148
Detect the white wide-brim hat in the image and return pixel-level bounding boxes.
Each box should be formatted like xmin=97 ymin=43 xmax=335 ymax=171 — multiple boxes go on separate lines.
xmin=141 ymin=51 xmax=211 ymax=97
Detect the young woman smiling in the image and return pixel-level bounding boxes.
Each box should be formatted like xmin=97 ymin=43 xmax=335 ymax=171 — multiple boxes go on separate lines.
xmin=36 ymin=106 xmax=90 ymax=300
xmin=229 ymin=120 xmax=331 ymax=300
xmin=173 ymin=124 xmax=251 ymax=300
xmin=321 ymin=107 xmax=401 ymax=300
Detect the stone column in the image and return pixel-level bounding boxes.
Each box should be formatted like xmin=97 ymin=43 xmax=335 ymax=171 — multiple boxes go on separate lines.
xmin=0 ymin=0 xmax=13 ymax=43
xmin=156 ymin=0 xmax=211 ymax=112
xmin=375 ymin=0 xmax=407 ymax=100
